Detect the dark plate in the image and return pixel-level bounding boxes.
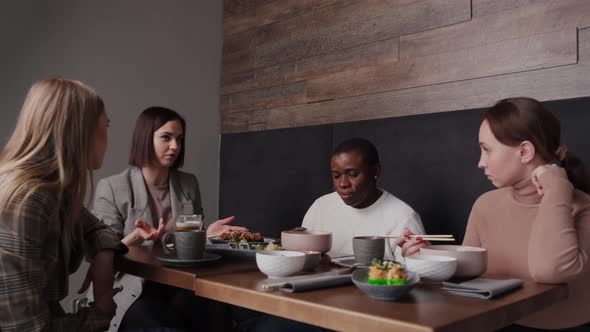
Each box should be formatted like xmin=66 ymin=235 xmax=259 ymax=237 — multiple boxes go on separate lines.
xmin=336 ymin=258 xmax=363 ymax=268
xmin=157 ymin=252 xmax=222 ymax=267
xmin=206 ymin=238 xmax=281 ymax=260
xmin=210 ymin=237 xmax=278 ymax=243
xmin=209 ymin=237 xmax=279 ymax=250
xmin=205 ymin=243 xmax=260 ymax=260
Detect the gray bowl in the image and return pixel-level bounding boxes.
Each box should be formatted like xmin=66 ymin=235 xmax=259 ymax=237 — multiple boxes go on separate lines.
xmin=351 ymin=269 xmax=420 ymax=301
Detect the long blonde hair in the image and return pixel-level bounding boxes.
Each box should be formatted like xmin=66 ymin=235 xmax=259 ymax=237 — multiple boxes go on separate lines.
xmin=0 ymin=78 xmax=104 ymax=242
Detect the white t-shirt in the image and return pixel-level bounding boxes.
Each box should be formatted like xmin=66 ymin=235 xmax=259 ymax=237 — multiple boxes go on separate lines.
xmin=302 ymin=189 xmax=424 ymax=261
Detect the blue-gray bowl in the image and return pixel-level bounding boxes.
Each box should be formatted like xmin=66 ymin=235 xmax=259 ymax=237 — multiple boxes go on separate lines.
xmin=351 ymin=268 xmax=420 ymax=301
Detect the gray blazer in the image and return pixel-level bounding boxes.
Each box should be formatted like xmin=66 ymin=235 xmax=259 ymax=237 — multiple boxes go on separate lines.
xmin=90 ymin=167 xmax=203 ymax=332
xmin=92 ymin=166 xmax=203 ymax=237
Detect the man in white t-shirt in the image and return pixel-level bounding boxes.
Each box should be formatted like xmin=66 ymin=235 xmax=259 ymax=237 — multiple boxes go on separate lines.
xmin=302 ymin=138 xmax=425 ymax=261
xmin=239 ymin=138 xmax=427 ymax=332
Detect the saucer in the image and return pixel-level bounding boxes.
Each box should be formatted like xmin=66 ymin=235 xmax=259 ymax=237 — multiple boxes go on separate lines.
xmin=157 ymin=252 xmax=222 ymax=267
xmin=335 ymin=258 xmax=366 ymax=268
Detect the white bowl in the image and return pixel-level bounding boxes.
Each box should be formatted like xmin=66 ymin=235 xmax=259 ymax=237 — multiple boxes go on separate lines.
xmin=420 ymin=245 xmax=487 ymax=277
xmin=404 ymin=254 xmax=457 ymax=282
xmin=256 ymin=250 xmax=306 ymax=278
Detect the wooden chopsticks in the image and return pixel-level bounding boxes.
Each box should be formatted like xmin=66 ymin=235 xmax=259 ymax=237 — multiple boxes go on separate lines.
xmin=381 ymin=234 xmax=455 ymax=242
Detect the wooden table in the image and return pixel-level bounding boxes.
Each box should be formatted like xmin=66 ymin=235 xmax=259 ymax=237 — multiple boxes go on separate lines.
xmin=117 ymin=246 xmax=568 ymax=332
xmin=114 ymin=244 xmax=258 ymax=290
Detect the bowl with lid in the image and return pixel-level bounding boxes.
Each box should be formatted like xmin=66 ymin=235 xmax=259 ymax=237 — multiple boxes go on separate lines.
xmin=281 ymin=228 xmax=332 ymax=253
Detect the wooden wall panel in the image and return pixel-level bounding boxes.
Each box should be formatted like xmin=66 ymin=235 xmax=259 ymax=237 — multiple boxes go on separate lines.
xmin=401 ymin=0 xmax=590 ymax=59
xmin=224 ymin=0 xmax=275 ymax=16
xmin=254 ymin=0 xmax=470 ymax=68
xmin=222 ymin=37 xmax=398 ymax=95
xmin=223 ymin=0 xmax=470 ymax=75
xmin=221 ymin=112 xmax=251 ymax=133
xmin=224 ymin=0 xmax=339 ymax=36
xmin=243 ymin=28 xmax=590 ymax=132
xmin=223 ymin=28 xmax=576 ymax=113
xmin=221 ymin=81 xmax=306 ymax=114
xmin=472 ymin=0 xmax=544 ymax=17
xmin=223 ymin=29 xmax=256 ymax=74
xmin=306 ymin=28 xmax=576 ymax=102
xmin=221 ymin=0 xmax=590 ymax=133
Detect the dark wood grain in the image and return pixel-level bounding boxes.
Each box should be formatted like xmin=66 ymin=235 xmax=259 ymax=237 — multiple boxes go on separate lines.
xmin=221 ymin=0 xmax=590 ymax=133
xmin=220 ymin=111 xmax=253 ymax=133
xmin=222 ymin=37 xmax=398 ymax=95
xmin=223 ymin=0 xmax=470 ymax=74
xmin=222 ymin=27 xmax=590 ymax=133
xmin=223 ymin=29 xmax=257 ymax=74
xmin=194 ymin=270 xmax=567 ymax=332
xmin=224 ymin=0 xmax=275 ymax=16
xmin=306 ymin=28 xmax=576 ymax=102
xmin=472 ymin=0 xmax=547 ymax=17
xmin=221 ymin=81 xmax=307 ymax=114
xmin=116 ymin=246 xmax=568 ymax=332
xmin=222 ymin=27 xmax=576 ymax=117
xmin=115 ymin=245 xmax=258 ymax=290
xmin=224 ymin=0 xmax=339 ymax=36
xmin=401 ymin=0 xmax=590 ymax=59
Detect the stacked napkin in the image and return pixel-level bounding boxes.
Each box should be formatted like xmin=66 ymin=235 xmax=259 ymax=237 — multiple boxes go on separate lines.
xmin=260 ymin=271 xmax=352 ymax=293
xmin=442 ymin=278 xmax=523 ymax=299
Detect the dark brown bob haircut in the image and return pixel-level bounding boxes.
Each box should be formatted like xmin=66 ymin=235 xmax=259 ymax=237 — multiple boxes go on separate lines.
xmin=128 ymin=106 xmax=186 ymax=169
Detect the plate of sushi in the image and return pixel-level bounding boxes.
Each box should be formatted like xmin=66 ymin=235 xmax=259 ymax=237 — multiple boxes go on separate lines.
xmin=206 ymin=231 xmax=281 ymax=260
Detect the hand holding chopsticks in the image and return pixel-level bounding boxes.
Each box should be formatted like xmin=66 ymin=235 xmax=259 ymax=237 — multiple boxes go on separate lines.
xmin=382 ymin=234 xmax=455 ymax=242
xmin=394 ymin=229 xmax=448 ymax=256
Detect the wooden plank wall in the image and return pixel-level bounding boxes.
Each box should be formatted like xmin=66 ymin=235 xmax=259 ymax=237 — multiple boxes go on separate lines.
xmin=221 ymin=0 xmax=590 ymax=133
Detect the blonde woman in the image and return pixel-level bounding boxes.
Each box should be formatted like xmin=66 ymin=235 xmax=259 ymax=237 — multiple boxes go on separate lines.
xmin=0 ymin=79 xmax=126 ymax=331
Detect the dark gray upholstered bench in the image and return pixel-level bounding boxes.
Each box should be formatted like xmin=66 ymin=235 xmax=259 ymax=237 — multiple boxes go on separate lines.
xmin=219 ymin=97 xmax=590 ymax=242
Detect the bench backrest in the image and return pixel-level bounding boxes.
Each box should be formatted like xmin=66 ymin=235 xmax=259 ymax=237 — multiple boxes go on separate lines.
xmin=219 ymin=97 xmax=590 ymax=240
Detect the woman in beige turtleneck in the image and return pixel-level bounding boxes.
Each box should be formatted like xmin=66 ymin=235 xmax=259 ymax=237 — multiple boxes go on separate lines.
xmin=400 ymin=97 xmax=590 ymax=331
xmin=466 ymin=97 xmax=590 ymax=331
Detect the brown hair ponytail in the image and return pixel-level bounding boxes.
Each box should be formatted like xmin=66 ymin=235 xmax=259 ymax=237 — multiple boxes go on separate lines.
xmin=483 ymin=97 xmax=590 ymax=194
xmin=562 ymin=151 xmax=590 ymax=194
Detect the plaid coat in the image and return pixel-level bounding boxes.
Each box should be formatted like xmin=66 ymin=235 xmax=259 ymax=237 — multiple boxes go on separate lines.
xmin=0 ymin=178 xmax=127 ymax=332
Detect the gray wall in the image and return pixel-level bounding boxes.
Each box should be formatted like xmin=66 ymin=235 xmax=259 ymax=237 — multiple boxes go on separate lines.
xmin=0 ymin=1 xmax=223 ymax=310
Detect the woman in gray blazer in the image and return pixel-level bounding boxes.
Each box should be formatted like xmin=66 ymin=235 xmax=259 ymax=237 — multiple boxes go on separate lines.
xmin=92 ymin=107 xmax=246 ymax=332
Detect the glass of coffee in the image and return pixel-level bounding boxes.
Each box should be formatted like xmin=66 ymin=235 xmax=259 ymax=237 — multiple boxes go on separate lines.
xmin=175 ymin=214 xmax=203 ymax=231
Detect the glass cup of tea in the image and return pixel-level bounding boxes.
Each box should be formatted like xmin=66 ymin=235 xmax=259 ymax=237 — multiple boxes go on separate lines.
xmin=175 ymin=214 xmax=203 ymax=232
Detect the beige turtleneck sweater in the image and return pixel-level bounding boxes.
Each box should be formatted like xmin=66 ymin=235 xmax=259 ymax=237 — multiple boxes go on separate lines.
xmin=463 ymin=171 xmax=590 ymax=329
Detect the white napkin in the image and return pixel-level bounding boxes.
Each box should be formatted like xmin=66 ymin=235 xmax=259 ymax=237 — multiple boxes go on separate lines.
xmin=442 ymin=278 xmax=523 ymax=299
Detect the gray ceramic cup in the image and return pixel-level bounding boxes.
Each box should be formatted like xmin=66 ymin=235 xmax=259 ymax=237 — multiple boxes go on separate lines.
xmin=353 ymin=236 xmax=385 ymax=266
xmin=162 ymin=230 xmax=206 ymax=260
